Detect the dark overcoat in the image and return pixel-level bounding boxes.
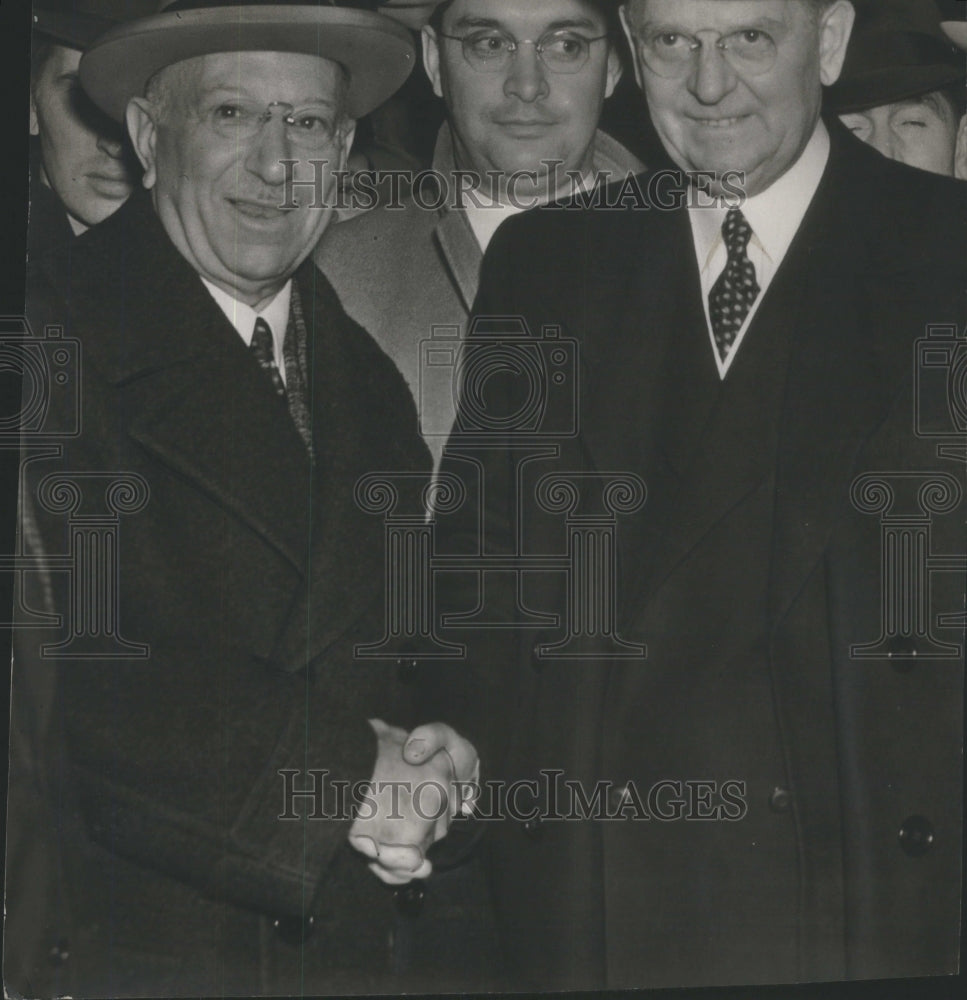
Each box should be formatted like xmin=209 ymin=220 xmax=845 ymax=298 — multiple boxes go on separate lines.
xmin=430 ymin=123 xmax=966 ymax=990
xmin=7 ymin=191 xmax=434 ymax=997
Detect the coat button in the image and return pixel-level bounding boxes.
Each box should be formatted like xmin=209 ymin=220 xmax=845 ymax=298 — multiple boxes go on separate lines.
xmin=898 ymin=815 xmax=935 ymax=857
xmin=394 ymin=882 xmax=425 ymax=916
xmin=396 ymin=646 xmax=418 ymax=684
xmin=522 ymin=816 xmax=544 ymax=840
xmin=886 ymin=635 xmax=917 ymax=671
xmin=608 ymin=785 xmax=632 ymax=814
xmin=768 ymin=787 xmax=793 ymax=814
xmin=530 ymin=644 xmax=544 ymax=673
xmin=273 ymin=914 xmax=315 ymax=945
xmin=48 ymin=938 xmax=69 ymax=967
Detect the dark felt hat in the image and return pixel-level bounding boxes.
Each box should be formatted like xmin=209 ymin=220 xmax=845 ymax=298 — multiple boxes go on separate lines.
xmin=33 ymin=0 xmax=161 ymax=49
xmin=79 ymin=1 xmax=417 ymax=122
xmin=828 ymin=0 xmax=965 ymax=113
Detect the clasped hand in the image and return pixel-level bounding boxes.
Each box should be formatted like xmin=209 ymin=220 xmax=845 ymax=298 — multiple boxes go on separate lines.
xmin=349 ymin=719 xmax=479 ymax=884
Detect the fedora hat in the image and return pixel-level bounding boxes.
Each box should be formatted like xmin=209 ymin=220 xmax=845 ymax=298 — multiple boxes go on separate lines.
xmin=942 ymin=20 xmax=967 ymax=50
xmin=376 ymin=1 xmax=442 ymax=30
xmin=33 ymin=0 xmax=161 ymax=50
xmin=828 ymin=0 xmax=965 ymax=113
xmin=79 ymin=1 xmax=416 ymax=123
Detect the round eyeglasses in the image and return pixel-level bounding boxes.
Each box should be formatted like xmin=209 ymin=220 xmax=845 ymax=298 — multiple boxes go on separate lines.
xmin=635 ymin=28 xmax=778 ymax=79
xmin=438 ymin=28 xmax=608 ymax=74
xmin=205 ymin=101 xmax=342 ymax=151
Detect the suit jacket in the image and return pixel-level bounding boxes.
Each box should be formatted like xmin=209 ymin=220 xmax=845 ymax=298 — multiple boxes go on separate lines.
xmin=7 ymin=191 xmax=433 ymax=997
xmin=315 ymin=123 xmax=643 ymax=467
xmin=430 ymin=123 xmax=966 ymax=990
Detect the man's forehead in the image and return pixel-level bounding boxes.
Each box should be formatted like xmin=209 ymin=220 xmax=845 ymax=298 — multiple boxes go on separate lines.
xmin=446 ymin=0 xmax=607 ymax=30
xmin=177 ymin=50 xmax=345 ymax=104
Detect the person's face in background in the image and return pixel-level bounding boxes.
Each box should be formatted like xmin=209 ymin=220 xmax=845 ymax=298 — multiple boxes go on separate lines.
xmin=30 ymin=42 xmax=138 ymax=232
xmin=839 ymin=90 xmax=964 ymax=176
xmin=621 ymin=0 xmax=855 ymax=196
xmin=423 ymin=0 xmax=622 ymax=201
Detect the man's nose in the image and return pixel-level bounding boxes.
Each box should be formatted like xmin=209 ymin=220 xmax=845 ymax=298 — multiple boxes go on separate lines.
xmin=504 ymin=45 xmax=550 ymax=103
xmin=867 ymin=120 xmax=896 ymax=161
xmin=244 ymin=117 xmax=290 ymax=186
xmin=687 ymin=43 xmax=738 ymax=105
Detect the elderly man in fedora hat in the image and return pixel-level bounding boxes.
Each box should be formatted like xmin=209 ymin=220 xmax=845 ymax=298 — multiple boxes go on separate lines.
xmin=828 ymin=0 xmax=966 ymax=176
xmin=5 ymin=2 xmax=479 ymax=996
xmin=28 ymin=1 xmax=156 ymax=258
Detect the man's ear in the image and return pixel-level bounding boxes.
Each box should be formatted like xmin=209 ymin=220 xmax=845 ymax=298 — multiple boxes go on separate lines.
xmin=955 ymin=112 xmax=967 ymax=180
xmin=126 ymin=97 xmax=159 ymax=189
xmin=604 ymin=43 xmax=623 ymax=100
xmin=422 ymin=25 xmax=444 ymax=100
xmin=618 ymin=4 xmax=645 ymax=91
xmin=817 ymin=0 xmax=856 ymax=86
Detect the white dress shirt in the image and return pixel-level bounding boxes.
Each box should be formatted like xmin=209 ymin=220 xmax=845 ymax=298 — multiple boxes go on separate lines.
xmin=688 ymin=121 xmax=831 ymax=379
xmin=201 ymin=278 xmax=293 ymax=385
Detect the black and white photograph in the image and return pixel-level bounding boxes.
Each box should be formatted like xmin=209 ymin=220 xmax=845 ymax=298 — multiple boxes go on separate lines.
xmin=2 ymin=1 xmax=966 ymax=997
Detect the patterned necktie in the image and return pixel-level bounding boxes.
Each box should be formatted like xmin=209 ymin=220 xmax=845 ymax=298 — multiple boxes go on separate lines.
xmin=250 ymin=317 xmax=286 ymax=397
xmin=708 ymin=207 xmax=760 ymax=362
xmin=281 ymin=284 xmax=313 ymax=457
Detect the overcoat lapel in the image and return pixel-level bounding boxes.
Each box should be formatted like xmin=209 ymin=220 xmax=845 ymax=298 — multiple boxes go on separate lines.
xmin=434 ymin=209 xmax=482 ymax=314
xmin=71 ymin=194 xmax=311 ymax=574
xmin=768 ymin=139 xmax=898 ymax=631
xmin=272 ymin=265 xmax=409 ymax=671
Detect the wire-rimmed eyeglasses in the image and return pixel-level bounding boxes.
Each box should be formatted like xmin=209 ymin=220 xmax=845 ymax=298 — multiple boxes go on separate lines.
xmin=633 ymin=28 xmax=779 ymax=79
xmin=438 ymin=28 xmax=609 ymax=74
xmin=205 ymin=100 xmax=343 ymax=150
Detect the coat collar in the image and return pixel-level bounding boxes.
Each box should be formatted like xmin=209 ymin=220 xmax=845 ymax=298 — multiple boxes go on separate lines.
xmin=46 ymin=191 xmax=430 ymax=669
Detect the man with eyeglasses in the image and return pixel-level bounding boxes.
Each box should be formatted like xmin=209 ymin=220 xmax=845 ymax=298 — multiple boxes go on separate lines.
xmin=316 ymin=0 xmax=641 ymax=468
xmin=355 ymin=0 xmax=967 ymax=990
xmin=10 ymin=2 xmax=448 ymax=995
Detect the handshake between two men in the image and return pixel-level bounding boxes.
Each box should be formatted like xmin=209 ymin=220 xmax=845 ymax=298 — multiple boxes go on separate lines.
xmin=351 ymin=720 xmax=480 ymax=884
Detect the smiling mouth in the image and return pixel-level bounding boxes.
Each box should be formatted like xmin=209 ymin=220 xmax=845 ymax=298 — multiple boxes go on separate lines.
xmin=689 ymin=115 xmax=751 ymax=129
xmin=230 ymin=198 xmax=291 ymax=219
xmin=496 ymin=118 xmax=557 ymax=129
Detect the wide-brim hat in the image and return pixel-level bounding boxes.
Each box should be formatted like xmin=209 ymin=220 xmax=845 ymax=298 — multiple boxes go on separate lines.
xmin=377 ymin=1 xmax=441 ymax=30
xmin=827 ymin=0 xmax=965 ymax=113
xmin=79 ymin=1 xmax=416 ymax=122
xmin=33 ymin=0 xmax=161 ymax=50
xmin=942 ymin=20 xmax=967 ymax=51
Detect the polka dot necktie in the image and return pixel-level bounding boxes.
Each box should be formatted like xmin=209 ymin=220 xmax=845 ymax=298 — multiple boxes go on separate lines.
xmin=708 ymin=207 xmax=760 ymax=362
xmin=250 ymin=316 xmax=286 ymax=397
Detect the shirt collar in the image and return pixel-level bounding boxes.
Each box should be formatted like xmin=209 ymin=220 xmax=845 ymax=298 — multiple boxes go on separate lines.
xmin=689 ymin=120 xmax=830 ymax=272
xmin=201 ymin=277 xmax=292 ymax=358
